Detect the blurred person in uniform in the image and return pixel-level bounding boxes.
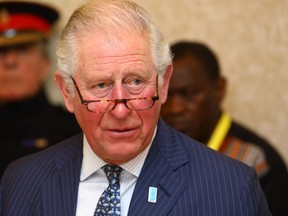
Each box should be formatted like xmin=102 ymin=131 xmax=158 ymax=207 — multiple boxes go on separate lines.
xmin=161 ymin=41 xmax=288 ymax=216
xmin=0 ymin=1 xmax=81 ymax=178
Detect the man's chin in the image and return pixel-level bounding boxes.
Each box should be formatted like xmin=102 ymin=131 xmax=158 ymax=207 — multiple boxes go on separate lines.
xmin=0 ymin=93 xmax=26 ymax=102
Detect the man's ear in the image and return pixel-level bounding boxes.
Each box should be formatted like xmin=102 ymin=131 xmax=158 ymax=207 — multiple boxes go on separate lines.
xmin=54 ymin=71 xmax=75 ymax=113
xmin=160 ymin=64 xmax=173 ymax=104
xmin=215 ymin=76 xmax=227 ymax=104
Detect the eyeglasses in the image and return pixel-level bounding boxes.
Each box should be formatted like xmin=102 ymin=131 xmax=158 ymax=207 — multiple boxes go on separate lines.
xmin=71 ymin=76 xmax=159 ymax=113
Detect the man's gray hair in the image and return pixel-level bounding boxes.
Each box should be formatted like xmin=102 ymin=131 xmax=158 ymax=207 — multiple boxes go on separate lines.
xmin=56 ymin=0 xmax=172 ymax=92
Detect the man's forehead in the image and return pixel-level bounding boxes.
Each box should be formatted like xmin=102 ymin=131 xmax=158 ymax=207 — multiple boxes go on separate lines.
xmin=75 ymin=30 xmax=154 ymax=75
xmin=78 ymin=41 xmax=152 ymax=68
xmin=79 ymin=29 xmax=150 ymax=55
xmin=78 ymin=58 xmax=148 ymax=77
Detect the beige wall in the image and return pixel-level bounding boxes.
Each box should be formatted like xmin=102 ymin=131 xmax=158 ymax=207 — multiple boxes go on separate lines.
xmin=27 ymin=0 xmax=288 ymax=166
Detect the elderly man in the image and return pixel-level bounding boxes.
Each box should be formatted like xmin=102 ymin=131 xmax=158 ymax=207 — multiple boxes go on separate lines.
xmin=0 ymin=0 xmax=271 ymax=215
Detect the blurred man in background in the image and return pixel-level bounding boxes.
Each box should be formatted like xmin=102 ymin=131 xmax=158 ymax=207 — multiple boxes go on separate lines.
xmin=0 ymin=1 xmax=81 ymax=178
xmin=161 ymin=41 xmax=288 ymax=216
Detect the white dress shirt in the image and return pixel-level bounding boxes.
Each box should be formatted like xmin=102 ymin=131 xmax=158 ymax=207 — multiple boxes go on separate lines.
xmin=75 ymin=128 xmax=156 ymax=216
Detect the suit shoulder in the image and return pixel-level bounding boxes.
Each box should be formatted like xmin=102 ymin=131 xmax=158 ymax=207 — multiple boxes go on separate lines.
xmin=159 ymin=120 xmax=254 ymax=175
xmin=1 ymin=134 xmax=83 ymax=182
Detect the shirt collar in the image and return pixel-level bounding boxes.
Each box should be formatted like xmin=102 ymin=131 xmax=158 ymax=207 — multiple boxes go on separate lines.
xmin=80 ymin=126 xmax=157 ymax=181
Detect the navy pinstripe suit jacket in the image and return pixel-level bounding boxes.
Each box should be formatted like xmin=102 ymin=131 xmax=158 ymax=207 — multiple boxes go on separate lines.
xmin=0 ymin=120 xmax=271 ymax=216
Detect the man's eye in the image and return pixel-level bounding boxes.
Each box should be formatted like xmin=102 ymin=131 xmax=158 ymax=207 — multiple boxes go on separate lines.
xmin=92 ymin=81 xmax=114 ymax=90
xmin=96 ymin=82 xmax=107 ymax=89
xmin=183 ymin=89 xmax=195 ymax=97
xmin=86 ymin=82 xmax=113 ymax=98
xmin=169 ymin=89 xmax=196 ymax=98
xmin=130 ymin=79 xmax=143 ymax=86
xmin=124 ymin=78 xmax=147 ymax=95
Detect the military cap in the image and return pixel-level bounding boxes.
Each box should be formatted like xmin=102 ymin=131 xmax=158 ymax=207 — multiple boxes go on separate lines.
xmin=0 ymin=1 xmax=59 ymax=47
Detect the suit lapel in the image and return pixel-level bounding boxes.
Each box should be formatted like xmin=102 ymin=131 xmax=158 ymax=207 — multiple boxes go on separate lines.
xmin=39 ymin=122 xmax=190 ymax=216
xmin=41 ymin=134 xmax=83 ymax=216
xmin=128 ymin=120 xmax=190 ymax=216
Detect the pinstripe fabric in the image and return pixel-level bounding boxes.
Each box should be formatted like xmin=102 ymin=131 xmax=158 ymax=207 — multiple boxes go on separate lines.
xmin=128 ymin=120 xmax=271 ymax=216
xmin=0 ymin=120 xmax=271 ymax=215
xmin=0 ymin=134 xmax=83 ymax=216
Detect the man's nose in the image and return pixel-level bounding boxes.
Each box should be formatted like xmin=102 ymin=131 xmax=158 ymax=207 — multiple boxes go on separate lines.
xmin=109 ymin=84 xmax=132 ymax=118
xmin=0 ymin=50 xmax=18 ymax=68
xmin=164 ymin=94 xmax=186 ymax=113
xmin=110 ymin=82 xmax=130 ymax=99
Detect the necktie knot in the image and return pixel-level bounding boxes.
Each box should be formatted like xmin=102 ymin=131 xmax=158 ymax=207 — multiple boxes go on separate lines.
xmin=102 ymin=165 xmax=122 ymax=186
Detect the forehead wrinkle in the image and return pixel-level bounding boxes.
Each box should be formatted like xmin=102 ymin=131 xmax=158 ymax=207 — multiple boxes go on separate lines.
xmin=94 ymin=52 xmax=149 ymax=61
xmin=85 ymin=53 xmax=150 ymax=68
xmin=79 ymin=54 xmax=152 ymax=79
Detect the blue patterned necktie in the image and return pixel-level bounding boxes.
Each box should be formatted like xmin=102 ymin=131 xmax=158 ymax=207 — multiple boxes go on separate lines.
xmin=94 ymin=165 xmax=122 ymax=216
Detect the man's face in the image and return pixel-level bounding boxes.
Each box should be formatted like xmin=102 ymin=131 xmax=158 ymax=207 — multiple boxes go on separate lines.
xmin=56 ymin=32 xmax=171 ymax=165
xmin=161 ymin=55 xmax=222 ymax=143
xmin=0 ymin=43 xmax=50 ymax=103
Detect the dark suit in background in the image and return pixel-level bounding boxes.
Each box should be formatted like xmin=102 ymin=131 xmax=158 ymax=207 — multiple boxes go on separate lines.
xmin=228 ymin=121 xmax=288 ymax=215
xmin=0 ymin=90 xmax=81 ymax=178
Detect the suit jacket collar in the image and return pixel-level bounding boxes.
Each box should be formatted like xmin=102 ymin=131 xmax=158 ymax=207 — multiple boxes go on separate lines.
xmin=42 ymin=134 xmax=83 ymax=216
xmin=128 ymin=119 xmax=190 ymax=215
xmin=40 ymin=120 xmax=190 ymax=216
